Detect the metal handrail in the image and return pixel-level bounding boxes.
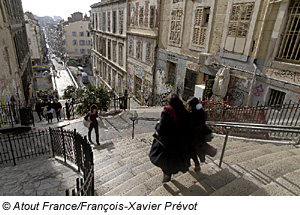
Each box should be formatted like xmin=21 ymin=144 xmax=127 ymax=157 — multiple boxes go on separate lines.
xmin=207 ymin=121 xmax=300 ymax=167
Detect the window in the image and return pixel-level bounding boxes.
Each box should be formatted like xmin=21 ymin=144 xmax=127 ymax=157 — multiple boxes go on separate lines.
xmin=139 ymin=6 xmax=144 ymax=27
xmin=192 ymin=7 xmax=209 ymax=47
xmin=108 ymin=39 xmax=111 ymax=60
xmin=119 ymin=10 xmax=124 ymax=34
xmin=80 ymin=49 xmax=85 ymax=54
xmin=130 ymin=3 xmax=136 ymax=26
xmin=136 ymin=41 xmax=142 ymax=60
xmin=268 ymin=89 xmax=286 ymax=106
xmin=169 ymin=9 xmax=183 ymax=45
xmin=86 ymin=40 xmax=91 ymax=46
xmin=277 ymin=2 xmax=300 ymax=64
xmin=119 ymin=43 xmax=124 ymax=66
xmin=75 ymin=49 xmax=78 ymax=54
xmin=72 ymin=32 xmax=76 ymax=36
xmin=128 ymin=38 xmax=134 ymax=56
xmin=227 ymin=3 xmax=254 ymax=38
xmin=112 ymin=41 xmax=117 ymax=62
xmin=73 ymin=40 xmax=77 ymax=45
xmin=103 ymin=38 xmax=106 ymax=57
xmin=167 ymin=61 xmax=176 ymax=86
xmin=107 ymin=12 xmax=111 ymax=32
xmin=103 ymin=12 xmax=106 ymax=31
xmin=113 ymin=11 xmax=117 ymax=33
xmin=149 ymin=6 xmax=155 ymax=28
xmin=146 ymin=42 xmax=152 ymax=63
xmin=108 ymin=67 xmax=112 ymax=85
xmin=79 ymin=40 xmax=85 ymax=45
xmin=86 ymin=31 xmax=90 ymax=37
xmin=87 ymin=49 xmax=91 ymax=54
xmin=98 ymin=12 xmax=101 ymax=31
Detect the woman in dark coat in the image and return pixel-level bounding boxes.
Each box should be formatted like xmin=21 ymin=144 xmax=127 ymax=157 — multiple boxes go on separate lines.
xmin=149 ymin=93 xmax=191 ymax=182
xmin=187 ymin=97 xmax=216 ymax=171
xmin=84 ymin=104 xmax=100 ymax=145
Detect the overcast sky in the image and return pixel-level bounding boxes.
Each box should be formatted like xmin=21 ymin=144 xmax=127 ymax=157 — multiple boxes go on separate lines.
xmin=22 ymin=0 xmax=99 ymax=20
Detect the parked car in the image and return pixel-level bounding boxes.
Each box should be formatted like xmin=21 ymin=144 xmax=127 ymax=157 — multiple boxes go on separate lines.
xmin=82 ymin=72 xmax=89 ymax=84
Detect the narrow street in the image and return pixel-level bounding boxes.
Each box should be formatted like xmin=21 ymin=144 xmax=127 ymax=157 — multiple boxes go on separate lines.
xmin=51 ymin=58 xmax=75 ymax=99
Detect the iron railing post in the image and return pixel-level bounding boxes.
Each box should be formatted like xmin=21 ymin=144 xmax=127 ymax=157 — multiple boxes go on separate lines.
xmin=49 ymin=127 xmax=55 ymax=158
xmin=7 ymin=133 xmax=16 ymax=166
xmin=61 ymin=127 xmax=66 ymax=163
xmin=219 ymin=128 xmax=230 ymax=168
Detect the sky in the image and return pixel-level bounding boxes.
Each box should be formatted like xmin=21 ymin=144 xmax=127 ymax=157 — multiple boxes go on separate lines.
xmin=22 ymin=0 xmax=100 ymax=20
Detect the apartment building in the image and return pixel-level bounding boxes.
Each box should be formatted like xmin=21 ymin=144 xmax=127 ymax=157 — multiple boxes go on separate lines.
xmin=24 ymin=12 xmax=44 ymax=65
xmin=127 ymin=0 xmax=160 ymax=105
xmin=4 ymin=0 xmax=35 ymax=104
xmin=154 ymin=0 xmax=300 ymax=107
xmin=0 ymin=0 xmax=25 ymax=104
xmin=64 ymin=18 xmax=91 ymax=64
xmin=91 ymin=0 xmax=127 ymax=95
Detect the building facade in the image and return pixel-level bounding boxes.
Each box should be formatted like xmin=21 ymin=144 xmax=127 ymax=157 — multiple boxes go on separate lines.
xmin=127 ymin=0 xmax=160 ymax=105
xmin=64 ymin=19 xmax=91 ymax=64
xmin=3 ymin=0 xmax=35 ymax=104
xmin=0 ymin=0 xmax=25 ymax=104
xmin=91 ymin=0 xmax=127 ymax=95
xmin=24 ymin=12 xmax=44 ymax=65
xmin=154 ymin=0 xmax=300 ymax=107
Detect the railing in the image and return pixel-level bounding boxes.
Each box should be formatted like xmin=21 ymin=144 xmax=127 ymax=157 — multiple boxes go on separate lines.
xmin=0 ymin=129 xmax=51 ymax=166
xmin=0 ymin=102 xmax=22 ymax=128
xmin=206 ymin=121 xmax=300 ymax=168
xmin=0 ymin=127 xmax=94 ymax=196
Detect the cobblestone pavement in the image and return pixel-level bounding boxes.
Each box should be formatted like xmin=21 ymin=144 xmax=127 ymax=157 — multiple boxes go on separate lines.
xmin=0 ymin=157 xmax=80 ymax=196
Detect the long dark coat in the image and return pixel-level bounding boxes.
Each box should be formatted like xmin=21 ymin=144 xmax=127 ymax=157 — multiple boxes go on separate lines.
xmin=190 ymin=108 xmax=216 ymax=162
xmin=149 ymin=105 xmax=191 ymax=175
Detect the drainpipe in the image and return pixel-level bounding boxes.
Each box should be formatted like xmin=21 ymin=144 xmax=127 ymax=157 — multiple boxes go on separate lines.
xmin=246 ymin=0 xmax=272 ymax=106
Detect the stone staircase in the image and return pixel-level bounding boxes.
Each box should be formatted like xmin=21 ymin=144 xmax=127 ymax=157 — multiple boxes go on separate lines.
xmin=92 ymin=133 xmax=300 ymax=196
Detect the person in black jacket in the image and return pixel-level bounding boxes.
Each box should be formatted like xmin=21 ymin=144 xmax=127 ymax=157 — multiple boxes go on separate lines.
xmin=149 ymin=93 xmax=191 ymax=182
xmin=35 ymin=99 xmax=44 ymax=121
xmin=187 ymin=97 xmax=216 ymax=172
xmin=84 ymin=104 xmax=100 ymax=145
xmin=53 ymin=99 xmax=62 ymax=122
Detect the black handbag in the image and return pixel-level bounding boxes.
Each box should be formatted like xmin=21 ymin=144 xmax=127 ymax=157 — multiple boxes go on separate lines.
xmin=153 ymin=131 xmax=164 ymax=147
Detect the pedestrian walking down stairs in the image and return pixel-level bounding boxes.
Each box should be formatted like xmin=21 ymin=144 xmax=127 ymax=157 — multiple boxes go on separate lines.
xmin=92 ymin=132 xmax=300 ymax=196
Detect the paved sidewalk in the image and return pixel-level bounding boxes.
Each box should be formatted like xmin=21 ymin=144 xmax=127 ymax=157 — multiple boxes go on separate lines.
xmin=0 ymin=157 xmax=80 ymax=196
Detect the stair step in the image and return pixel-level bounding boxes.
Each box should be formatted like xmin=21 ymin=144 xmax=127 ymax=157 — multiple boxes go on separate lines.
xmin=96 ymin=171 xmax=135 ymax=195
xmin=124 ymin=184 xmax=151 ymax=196
xmin=251 ymin=182 xmax=295 ymax=196
xmin=104 ymin=172 xmax=152 ymax=196
xmin=222 ymin=145 xmax=281 ymax=164
xmin=148 ymin=163 xmax=218 ymax=196
xmin=238 ymin=150 xmax=294 ymax=171
xmin=96 ymin=163 xmax=136 ymax=185
xmin=275 ymin=169 xmax=300 ymax=195
xmin=210 ymin=176 xmax=261 ymax=196
xmin=202 ymin=167 xmax=240 ymax=191
xmin=254 ymin=155 xmax=300 ymax=183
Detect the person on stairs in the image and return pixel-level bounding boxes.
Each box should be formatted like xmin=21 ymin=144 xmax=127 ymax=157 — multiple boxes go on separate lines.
xmin=53 ymin=98 xmax=62 ymax=122
xmin=186 ymin=97 xmax=217 ymax=172
xmin=84 ymin=104 xmax=100 ymax=145
xmin=149 ymin=93 xmax=191 ymax=182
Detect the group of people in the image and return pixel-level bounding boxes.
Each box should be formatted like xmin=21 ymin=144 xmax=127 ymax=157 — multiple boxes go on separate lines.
xmin=149 ymin=93 xmax=217 ymax=182
xmin=35 ymin=98 xmax=62 ymax=123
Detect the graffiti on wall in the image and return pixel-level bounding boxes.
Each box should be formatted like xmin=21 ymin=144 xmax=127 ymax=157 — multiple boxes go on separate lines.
xmin=254 ymin=84 xmax=264 ymax=97
xmin=227 ymin=76 xmax=248 ymax=106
